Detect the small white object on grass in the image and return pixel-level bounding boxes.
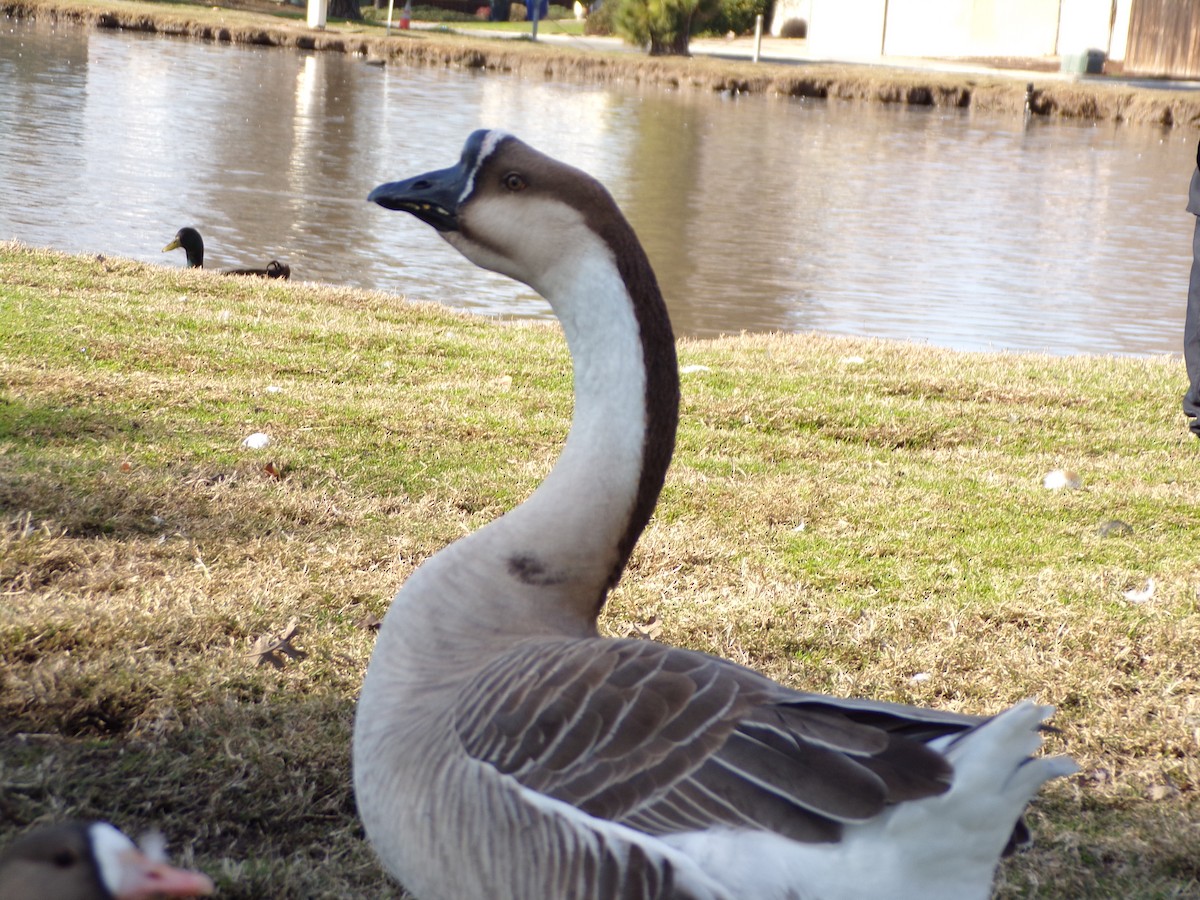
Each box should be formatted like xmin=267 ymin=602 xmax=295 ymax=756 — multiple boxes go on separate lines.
xmin=1123 ymin=579 xmax=1156 ymax=604
xmin=1042 ymin=469 xmax=1081 ymax=490
xmin=679 ymin=364 xmax=711 ymax=374
xmin=241 ymin=432 xmax=271 ymax=450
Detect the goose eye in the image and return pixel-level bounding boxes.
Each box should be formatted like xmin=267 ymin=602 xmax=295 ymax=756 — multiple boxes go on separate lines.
xmin=52 ymin=850 xmax=77 ymax=868
xmin=503 ymin=173 xmax=526 ymax=192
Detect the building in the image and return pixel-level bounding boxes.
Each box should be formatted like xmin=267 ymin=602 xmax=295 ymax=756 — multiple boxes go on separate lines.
xmin=768 ymin=0 xmax=1200 ymax=79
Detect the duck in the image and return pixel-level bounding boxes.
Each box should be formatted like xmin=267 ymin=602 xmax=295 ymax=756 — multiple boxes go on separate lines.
xmin=161 ymin=227 xmax=290 ymax=279
xmin=354 ymin=129 xmax=1077 ymax=900
xmin=0 ymin=821 xmax=214 ymax=899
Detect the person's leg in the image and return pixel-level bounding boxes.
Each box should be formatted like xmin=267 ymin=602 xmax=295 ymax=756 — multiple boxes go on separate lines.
xmin=1185 ymin=168 xmax=1200 ymax=437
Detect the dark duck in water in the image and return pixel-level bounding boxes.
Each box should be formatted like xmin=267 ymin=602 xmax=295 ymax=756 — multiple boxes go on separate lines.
xmin=161 ymin=227 xmax=290 ymax=279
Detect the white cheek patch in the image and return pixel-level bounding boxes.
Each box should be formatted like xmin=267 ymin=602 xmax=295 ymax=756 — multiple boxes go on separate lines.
xmin=88 ymin=823 xmax=137 ymax=894
xmin=454 ymin=194 xmax=586 ymax=288
xmin=459 ymin=129 xmax=513 ymax=205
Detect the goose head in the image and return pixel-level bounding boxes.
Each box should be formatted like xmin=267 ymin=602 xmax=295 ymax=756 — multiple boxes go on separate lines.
xmin=161 ymin=227 xmax=204 ymax=268
xmin=369 ymin=130 xmax=652 ymax=312
xmin=0 ymin=822 xmax=214 ymax=900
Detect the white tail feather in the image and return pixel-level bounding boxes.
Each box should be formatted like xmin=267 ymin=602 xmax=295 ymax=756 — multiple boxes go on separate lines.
xmin=664 ymin=700 xmax=1075 ymax=900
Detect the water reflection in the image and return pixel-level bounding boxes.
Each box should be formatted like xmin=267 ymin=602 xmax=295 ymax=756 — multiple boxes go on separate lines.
xmin=1 ymin=14 xmax=1195 ymax=355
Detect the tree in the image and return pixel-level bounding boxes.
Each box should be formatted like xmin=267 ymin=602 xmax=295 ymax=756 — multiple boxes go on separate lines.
xmin=703 ymin=0 xmax=768 ymax=37
xmin=328 ymin=0 xmax=363 ymax=20
xmin=613 ymin=0 xmax=717 ymax=55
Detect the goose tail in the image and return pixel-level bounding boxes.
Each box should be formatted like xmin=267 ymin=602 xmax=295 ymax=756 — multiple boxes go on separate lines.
xmin=939 ymin=700 xmax=1077 ymax=804
xmin=865 ymin=700 xmax=1078 ymax=900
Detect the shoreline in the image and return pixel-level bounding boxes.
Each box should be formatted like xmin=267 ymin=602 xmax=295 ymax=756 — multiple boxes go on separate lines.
xmin=6 ymin=0 xmax=1200 ymax=127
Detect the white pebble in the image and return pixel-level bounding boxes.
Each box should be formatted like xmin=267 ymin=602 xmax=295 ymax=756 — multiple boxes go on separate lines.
xmin=1123 ymin=579 xmax=1155 ymax=604
xmin=1043 ymin=469 xmax=1082 ymax=490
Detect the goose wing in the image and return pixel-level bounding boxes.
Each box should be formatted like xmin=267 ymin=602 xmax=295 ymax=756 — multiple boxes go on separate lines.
xmin=454 ymin=638 xmax=983 ymax=844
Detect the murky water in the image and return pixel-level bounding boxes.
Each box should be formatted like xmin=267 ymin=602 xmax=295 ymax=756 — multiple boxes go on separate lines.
xmin=1 ymin=15 xmax=1196 ymax=355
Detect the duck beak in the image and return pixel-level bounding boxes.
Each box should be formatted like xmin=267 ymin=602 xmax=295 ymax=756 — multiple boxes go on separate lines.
xmin=368 ymin=162 xmax=467 ymax=233
xmin=161 ymin=237 xmax=182 ymax=253
xmin=114 ymin=848 xmax=214 ymax=899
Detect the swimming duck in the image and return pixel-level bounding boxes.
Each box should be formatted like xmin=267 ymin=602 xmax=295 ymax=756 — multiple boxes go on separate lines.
xmin=161 ymin=227 xmax=290 ymax=279
xmin=0 ymin=821 xmax=213 ymax=899
xmin=354 ymin=130 xmax=1077 ymax=900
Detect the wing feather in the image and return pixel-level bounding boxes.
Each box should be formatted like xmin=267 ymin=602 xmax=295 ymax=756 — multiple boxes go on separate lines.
xmin=454 ymin=637 xmax=974 ymax=845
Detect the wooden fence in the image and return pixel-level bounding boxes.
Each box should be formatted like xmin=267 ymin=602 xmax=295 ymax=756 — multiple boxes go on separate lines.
xmin=1125 ymin=0 xmax=1200 ymax=78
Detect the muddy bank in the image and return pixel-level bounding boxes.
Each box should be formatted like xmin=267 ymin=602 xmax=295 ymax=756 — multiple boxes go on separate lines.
xmin=5 ymin=0 xmax=1200 ymax=126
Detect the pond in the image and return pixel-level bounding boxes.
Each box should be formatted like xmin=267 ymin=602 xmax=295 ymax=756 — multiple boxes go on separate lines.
xmin=1 ymin=14 xmax=1196 ymax=355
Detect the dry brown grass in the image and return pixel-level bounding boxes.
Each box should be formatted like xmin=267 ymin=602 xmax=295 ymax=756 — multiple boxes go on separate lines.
xmin=2 ymin=243 xmax=1200 ymax=897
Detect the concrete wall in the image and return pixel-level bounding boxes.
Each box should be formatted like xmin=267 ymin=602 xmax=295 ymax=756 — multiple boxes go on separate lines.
xmin=1109 ymin=0 xmax=1132 ymax=62
xmin=883 ymin=0 xmax=1060 ymax=58
xmin=1062 ymin=0 xmax=1134 ymax=62
xmin=804 ymin=0 xmax=887 ymax=58
xmin=798 ymin=0 xmax=1130 ymax=63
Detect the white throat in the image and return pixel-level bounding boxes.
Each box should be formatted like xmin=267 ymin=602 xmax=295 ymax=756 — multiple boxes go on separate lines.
xmin=512 ymin=238 xmax=648 ymax=569
xmin=427 ymin=194 xmax=654 ymax=619
xmin=89 ymin=823 xmax=137 ymax=896
xmin=453 ymin=227 xmax=649 ymax=625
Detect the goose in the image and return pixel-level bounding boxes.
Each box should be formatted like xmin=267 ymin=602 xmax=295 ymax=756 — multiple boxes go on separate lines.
xmin=355 ymin=129 xmax=1078 ymax=900
xmin=161 ymin=227 xmax=290 ymax=279
xmin=0 ymin=821 xmax=214 ymax=899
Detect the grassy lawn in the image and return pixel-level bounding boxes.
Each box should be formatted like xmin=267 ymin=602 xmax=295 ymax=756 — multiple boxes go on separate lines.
xmin=1 ymin=243 xmax=1198 ymax=897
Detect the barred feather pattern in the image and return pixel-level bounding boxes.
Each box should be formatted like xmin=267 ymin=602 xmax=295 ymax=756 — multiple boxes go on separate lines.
xmin=390 ymin=741 xmax=733 ymax=900
xmin=455 ymin=638 xmax=975 ymax=848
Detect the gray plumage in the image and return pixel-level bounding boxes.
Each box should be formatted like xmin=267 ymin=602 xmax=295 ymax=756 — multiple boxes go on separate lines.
xmin=354 ymin=130 xmax=1076 ymax=900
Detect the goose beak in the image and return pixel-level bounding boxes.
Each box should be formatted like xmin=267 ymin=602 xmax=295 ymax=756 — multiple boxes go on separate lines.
xmin=113 ymin=848 xmax=214 ymax=898
xmin=368 ymin=163 xmax=467 ymax=233
xmin=161 ymin=237 xmax=182 ymax=253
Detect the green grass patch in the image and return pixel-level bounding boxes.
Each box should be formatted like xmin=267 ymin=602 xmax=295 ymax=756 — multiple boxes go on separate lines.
xmin=2 ymin=243 xmax=1199 ymax=897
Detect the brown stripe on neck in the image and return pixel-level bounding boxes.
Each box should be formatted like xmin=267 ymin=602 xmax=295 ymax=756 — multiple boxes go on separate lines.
xmin=587 ymin=209 xmax=680 ymax=612
xmin=467 ymin=137 xmax=680 ymax=614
